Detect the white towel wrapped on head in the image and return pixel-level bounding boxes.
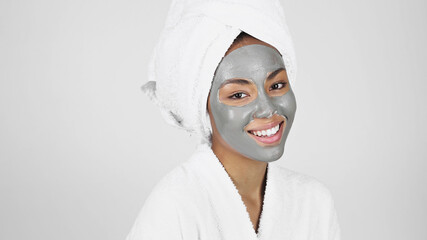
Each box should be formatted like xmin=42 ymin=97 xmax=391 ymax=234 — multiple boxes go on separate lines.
xmin=142 ymin=0 xmax=297 ymax=143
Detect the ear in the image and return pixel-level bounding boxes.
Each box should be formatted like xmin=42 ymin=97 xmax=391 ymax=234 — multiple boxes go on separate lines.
xmin=206 ymin=92 xmax=211 ymax=113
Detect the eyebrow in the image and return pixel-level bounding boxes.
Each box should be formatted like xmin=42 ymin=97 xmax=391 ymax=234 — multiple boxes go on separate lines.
xmin=266 ymin=68 xmax=286 ymax=81
xmin=220 ymin=78 xmax=252 ymax=88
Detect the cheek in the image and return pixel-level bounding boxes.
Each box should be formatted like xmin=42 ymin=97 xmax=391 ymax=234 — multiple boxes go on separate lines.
xmin=211 ymin=100 xmax=255 ymax=132
xmin=272 ymin=91 xmax=297 ymax=118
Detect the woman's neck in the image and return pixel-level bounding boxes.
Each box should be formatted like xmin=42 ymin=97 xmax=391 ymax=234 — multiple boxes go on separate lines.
xmin=211 ymin=139 xmax=267 ymax=199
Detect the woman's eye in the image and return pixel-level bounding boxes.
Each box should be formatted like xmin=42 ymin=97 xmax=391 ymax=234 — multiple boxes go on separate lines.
xmin=270 ymin=82 xmax=287 ymax=90
xmin=229 ymin=92 xmax=248 ymax=99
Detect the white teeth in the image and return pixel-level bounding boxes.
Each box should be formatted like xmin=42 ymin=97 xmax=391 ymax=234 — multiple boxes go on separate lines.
xmin=250 ymin=123 xmax=281 ymax=137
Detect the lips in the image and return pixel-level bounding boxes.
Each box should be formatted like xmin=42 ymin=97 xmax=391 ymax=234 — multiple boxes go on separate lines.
xmin=247 ymin=121 xmax=285 ymax=145
xmin=248 ymin=121 xmax=281 ymax=137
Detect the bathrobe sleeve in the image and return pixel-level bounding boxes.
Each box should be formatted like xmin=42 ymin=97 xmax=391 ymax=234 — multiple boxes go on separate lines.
xmin=126 ymin=178 xmax=183 ymax=240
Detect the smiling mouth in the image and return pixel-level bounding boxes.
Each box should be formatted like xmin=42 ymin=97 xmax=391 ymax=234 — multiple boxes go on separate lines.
xmin=246 ymin=121 xmax=285 ymax=145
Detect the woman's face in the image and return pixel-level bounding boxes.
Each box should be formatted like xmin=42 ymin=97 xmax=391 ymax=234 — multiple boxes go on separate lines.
xmin=208 ymin=44 xmax=297 ymax=162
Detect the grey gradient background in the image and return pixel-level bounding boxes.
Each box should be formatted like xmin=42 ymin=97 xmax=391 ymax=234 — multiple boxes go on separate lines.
xmin=1 ymin=0 xmax=426 ymax=239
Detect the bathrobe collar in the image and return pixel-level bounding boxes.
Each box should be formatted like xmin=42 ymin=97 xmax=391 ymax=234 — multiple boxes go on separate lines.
xmin=188 ymin=143 xmax=294 ymax=240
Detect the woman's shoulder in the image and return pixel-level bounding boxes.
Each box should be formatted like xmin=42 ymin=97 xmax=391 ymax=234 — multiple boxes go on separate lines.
xmin=126 ymin=161 xmax=201 ymax=239
xmin=144 ymin=149 xmax=210 ymax=202
xmin=146 ymin=163 xmax=196 ymax=200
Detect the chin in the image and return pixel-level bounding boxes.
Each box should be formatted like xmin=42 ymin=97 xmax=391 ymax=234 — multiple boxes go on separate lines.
xmin=245 ymin=144 xmax=285 ymax=162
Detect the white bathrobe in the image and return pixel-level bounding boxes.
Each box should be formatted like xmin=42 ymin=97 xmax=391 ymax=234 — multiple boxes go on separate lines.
xmin=126 ymin=144 xmax=341 ymax=240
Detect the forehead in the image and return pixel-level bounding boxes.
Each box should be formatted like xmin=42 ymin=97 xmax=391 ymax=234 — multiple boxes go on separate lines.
xmin=214 ymin=44 xmax=285 ymax=82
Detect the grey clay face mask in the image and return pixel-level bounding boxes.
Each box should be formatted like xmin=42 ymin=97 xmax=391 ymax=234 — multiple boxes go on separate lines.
xmin=209 ymin=44 xmax=297 ymax=162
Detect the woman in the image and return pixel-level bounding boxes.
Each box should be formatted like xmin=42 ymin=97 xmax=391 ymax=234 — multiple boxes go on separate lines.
xmin=127 ymin=0 xmax=341 ymax=239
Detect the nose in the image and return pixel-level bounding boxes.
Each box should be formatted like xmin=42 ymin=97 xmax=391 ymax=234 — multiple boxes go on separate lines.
xmin=253 ymin=95 xmax=277 ymax=119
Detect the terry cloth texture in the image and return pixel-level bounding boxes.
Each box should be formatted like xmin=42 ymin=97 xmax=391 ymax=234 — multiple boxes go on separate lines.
xmin=141 ymin=0 xmax=297 ymax=144
xmin=126 ymin=143 xmax=341 ymax=240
